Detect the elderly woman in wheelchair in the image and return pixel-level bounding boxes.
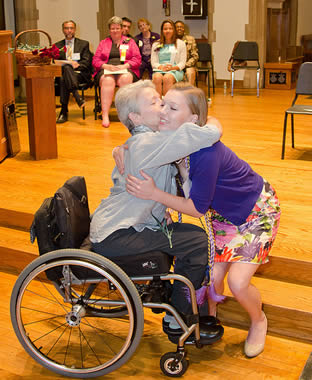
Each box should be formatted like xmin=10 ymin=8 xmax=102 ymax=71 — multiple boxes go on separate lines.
xmin=10 ymin=80 xmax=223 ymax=378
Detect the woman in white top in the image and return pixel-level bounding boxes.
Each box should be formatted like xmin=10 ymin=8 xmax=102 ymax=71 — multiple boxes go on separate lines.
xmin=151 ymin=19 xmax=186 ymax=96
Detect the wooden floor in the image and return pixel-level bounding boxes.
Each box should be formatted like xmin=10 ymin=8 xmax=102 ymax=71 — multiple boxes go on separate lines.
xmin=1 ymin=86 xmax=312 ymax=379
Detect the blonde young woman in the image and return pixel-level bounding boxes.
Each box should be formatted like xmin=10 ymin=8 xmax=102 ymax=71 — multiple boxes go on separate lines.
xmin=123 ymin=83 xmax=281 ymax=358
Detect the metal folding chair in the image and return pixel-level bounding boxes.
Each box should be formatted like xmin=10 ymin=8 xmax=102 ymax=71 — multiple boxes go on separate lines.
xmin=229 ymin=41 xmax=260 ymax=97
xmin=195 ymin=42 xmax=215 ymax=98
xmin=281 ymin=62 xmax=312 ymax=159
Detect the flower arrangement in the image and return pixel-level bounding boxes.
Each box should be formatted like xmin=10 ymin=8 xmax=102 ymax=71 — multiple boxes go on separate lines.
xmin=32 ymin=44 xmax=66 ymax=59
xmin=10 ymin=29 xmax=64 ymax=66
xmin=10 ymin=43 xmax=66 ymax=66
xmin=9 ymin=43 xmax=66 ymax=59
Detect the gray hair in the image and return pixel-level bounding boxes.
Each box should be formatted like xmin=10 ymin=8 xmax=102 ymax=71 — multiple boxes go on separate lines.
xmin=108 ymin=16 xmax=123 ymax=28
xmin=115 ymin=80 xmax=156 ymax=132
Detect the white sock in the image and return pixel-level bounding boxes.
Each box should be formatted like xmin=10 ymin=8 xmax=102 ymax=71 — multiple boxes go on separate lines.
xmin=163 ymin=314 xmax=174 ymax=323
xmin=164 ymin=314 xmax=180 ymax=329
xmin=169 ymin=319 xmax=181 ymax=329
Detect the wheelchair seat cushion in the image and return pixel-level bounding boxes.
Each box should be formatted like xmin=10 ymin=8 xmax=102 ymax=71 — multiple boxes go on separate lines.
xmin=79 ymin=236 xmax=172 ymax=276
xmin=111 ymin=251 xmax=172 ymax=276
xmin=58 ymin=250 xmax=172 ymax=282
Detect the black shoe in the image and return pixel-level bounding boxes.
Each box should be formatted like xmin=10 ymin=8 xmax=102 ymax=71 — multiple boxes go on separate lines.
xmin=56 ymin=113 xmax=68 ymax=124
xmin=73 ymin=90 xmax=85 ymax=108
xmin=162 ymin=315 xmax=220 ymax=335
xmin=76 ymin=97 xmax=85 ymax=108
xmin=167 ymin=323 xmax=224 ymax=345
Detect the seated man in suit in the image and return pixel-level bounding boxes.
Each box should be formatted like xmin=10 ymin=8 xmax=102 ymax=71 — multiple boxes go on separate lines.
xmin=55 ymin=20 xmax=92 ymax=123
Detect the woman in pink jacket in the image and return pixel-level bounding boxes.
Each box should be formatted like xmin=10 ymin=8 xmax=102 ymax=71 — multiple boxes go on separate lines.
xmin=92 ymin=16 xmax=141 ymax=127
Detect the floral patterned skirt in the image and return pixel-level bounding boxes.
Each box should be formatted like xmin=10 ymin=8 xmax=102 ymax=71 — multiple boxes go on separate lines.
xmin=212 ymin=180 xmax=281 ymax=264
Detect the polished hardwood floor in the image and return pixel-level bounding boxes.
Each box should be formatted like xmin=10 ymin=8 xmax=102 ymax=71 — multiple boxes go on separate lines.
xmin=0 ymin=85 xmax=312 ymax=379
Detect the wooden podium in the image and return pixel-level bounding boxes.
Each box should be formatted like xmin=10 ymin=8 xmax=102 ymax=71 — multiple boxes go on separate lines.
xmin=18 ymin=64 xmax=61 ymax=160
xmin=0 ymin=31 xmax=14 ymax=162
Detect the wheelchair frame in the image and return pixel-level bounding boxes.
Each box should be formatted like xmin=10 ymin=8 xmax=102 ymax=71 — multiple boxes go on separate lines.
xmin=10 ymin=248 xmax=206 ymax=378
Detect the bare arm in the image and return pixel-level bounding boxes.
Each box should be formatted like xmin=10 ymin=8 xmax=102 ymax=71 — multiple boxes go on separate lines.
xmin=207 ymin=116 xmax=223 ymax=137
xmin=126 ymin=170 xmax=203 ymax=218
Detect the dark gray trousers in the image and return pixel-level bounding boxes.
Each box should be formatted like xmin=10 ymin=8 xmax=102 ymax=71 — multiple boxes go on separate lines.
xmin=59 ymin=64 xmax=89 ymax=110
xmin=92 ymin=223 xmax=208 ymax=315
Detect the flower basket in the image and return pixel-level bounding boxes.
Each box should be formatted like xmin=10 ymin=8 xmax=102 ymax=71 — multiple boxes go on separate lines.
xmin=14 ymin=29 xmax=52 ymax=66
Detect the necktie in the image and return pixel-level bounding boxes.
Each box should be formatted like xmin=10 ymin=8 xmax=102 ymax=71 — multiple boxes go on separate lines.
xmin=67 ymin=44 xmax=72 ymax=60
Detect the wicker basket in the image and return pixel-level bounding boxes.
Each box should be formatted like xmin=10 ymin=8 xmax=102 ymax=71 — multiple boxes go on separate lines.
xmin=14 ymin=29 xmax=52 ymax=66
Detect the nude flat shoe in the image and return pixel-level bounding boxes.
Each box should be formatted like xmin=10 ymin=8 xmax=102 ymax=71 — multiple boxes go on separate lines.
xmin=244 ymin=340 xmax=265 ymax=358
xmin=244 ymin=313 xmax=267 ymax=358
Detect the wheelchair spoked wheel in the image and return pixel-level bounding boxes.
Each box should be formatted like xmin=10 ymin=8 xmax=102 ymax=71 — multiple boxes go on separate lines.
xmin=10 ymin=249 xmax=144 ymax=378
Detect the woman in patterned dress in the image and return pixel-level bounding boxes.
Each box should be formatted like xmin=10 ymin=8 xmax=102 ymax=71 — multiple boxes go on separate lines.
xmin=125 ymin=82 xmax=281 ymax=359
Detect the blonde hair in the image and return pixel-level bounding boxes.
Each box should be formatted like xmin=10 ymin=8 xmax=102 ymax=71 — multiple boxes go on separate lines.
xmin=137 ymin=18 xmax=151 ymax=28
xmin=171 ymin=82 xmax=208 ymax=126
xmin=108 ymin=16 xmax=123 ymax=28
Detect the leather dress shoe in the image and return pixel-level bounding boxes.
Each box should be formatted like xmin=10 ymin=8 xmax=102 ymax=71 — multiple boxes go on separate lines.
xmin=162 ymin=315 xmax=220 ymax=335
xmin=167 ymin=323 xmax=224 ymax=345
xmin=73 ymin=91 xmax=85 ymax=108
xmin=56 ymin=113 xmax=68 ymax=124
xmin=76 ymin=97 xmax=85 ymax=108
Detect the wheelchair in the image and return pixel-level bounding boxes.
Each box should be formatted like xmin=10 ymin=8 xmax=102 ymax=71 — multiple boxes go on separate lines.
xmin=10 ymin=177 xmax=223 ymax=378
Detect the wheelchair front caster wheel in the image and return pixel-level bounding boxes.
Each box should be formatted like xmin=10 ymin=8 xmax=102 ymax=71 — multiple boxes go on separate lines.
xmin=160 ymin=352 xmax=189 ymax=377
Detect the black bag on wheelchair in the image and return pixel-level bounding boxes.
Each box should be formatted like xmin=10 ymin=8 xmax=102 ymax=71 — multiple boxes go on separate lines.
xmin=30 ymin=176 xmax=90 ymax=255
xmin=30 ymin=175 xmax=172 ymax=280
